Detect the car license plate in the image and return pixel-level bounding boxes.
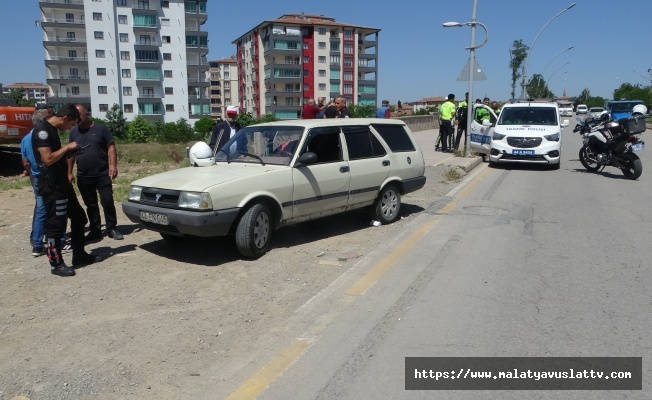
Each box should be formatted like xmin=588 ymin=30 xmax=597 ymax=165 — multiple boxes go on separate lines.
xmin=512 ymin=150 xmax=535 ymax=155
xmin=631 ymin=143 xmax=644 ymax=152
xmin=140 ymin=211 xmax=168 ymax=225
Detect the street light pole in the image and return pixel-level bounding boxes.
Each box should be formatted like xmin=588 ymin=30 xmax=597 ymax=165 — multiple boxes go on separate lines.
xmin=534 ymin=45 xmax=574 ymax=89
xmin=442 ymin=0 xmax=488 ymax=158
xmin=521 ymin=2 xmax=576 ymax=98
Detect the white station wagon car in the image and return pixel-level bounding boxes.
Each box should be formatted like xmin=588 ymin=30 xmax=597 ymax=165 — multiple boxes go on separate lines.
xmin=470 ymin=101 xmax=569 ymax=169
xmin=122 ymin=119 xmax=426 ymax=258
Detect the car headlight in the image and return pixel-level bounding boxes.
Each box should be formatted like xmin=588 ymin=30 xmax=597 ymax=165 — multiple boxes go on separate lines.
xmin=128 ymin=186 xmax=143 ymax=201
xmin=493 ymin=132 xmax=506 ymax=140
xmin=178 ymin=191 xmax=213 ymax=210
xmin=544 ymin=133 xmax=560 ymax=142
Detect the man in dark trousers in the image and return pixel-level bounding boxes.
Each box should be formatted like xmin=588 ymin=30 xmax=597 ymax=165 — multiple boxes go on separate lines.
xmin=32 ymin=102 xmax=102 ymax=277
xmin=69 ymin=104 xmax=123 ymax=242
xmin=438 ymin=93 xmax=456 ymax=153
xmin=455 ymin=92 xmax=469 ymax=151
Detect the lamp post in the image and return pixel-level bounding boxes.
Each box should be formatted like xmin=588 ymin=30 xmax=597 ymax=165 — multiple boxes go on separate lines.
xmin=534 ymin=45 xmax=574 ymax=89
xmin=521 ymin=2 xmax=576 ymax=98
xmin=547 ymin=61 xmax=570 ymax=84
xmin=443 ymin=0 xmax=488 ymax=158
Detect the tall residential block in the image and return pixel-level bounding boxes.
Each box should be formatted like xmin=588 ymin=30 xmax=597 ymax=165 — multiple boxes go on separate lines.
xmin=233 ymin=13 xmax=379 ymax=119
xmin=208 ymin=57 xmax=238 ymax=119
xmin=39 ymin=0 xmax=210 ymax=122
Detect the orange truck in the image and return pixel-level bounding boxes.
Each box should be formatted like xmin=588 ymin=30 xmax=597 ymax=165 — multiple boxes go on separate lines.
xmin=0 ymin=106 xmax=35 ymax=148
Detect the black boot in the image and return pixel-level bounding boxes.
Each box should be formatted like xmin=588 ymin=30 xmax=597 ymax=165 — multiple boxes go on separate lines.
xmin=72 ymin=252 xmax=103 ymax=268
xmin=47 ymin=237 xmax=75 ymax=277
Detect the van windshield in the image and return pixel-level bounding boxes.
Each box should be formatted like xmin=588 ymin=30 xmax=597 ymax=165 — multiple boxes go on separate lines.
xmin=498 ymin=107 xmax=558 ymax=126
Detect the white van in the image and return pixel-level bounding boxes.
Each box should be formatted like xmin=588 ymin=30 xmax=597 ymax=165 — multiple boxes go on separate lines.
xmin=576 ymin=104 xmax=588 ymax=114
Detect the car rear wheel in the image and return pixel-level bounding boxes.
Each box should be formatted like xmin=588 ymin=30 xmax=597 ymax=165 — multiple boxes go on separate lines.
xmin=370 ymin=185 xmax=401 ymax=224
xmin=235 ymin=202 xmax=272 ymax=258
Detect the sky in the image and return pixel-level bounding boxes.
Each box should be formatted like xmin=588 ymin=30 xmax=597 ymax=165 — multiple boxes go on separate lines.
xmin=1 ymin=0 xmax=651 ymax=104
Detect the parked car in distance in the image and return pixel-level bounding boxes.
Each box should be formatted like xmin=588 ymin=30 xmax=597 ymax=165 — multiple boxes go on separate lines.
xmin=122 ymin=119 xmax=427 ymax=259
xmin=605 ymin=100 xmax=645 ymax=120
xmin=588 ymin=107 xmax=605 ymax=120
xmin=470 ymin=101 xmax=570 ymax=169
xmin=558 ymin=102 xmax=573 ymax=117
xmin=576 ymin=104 xmax=588 ymax=114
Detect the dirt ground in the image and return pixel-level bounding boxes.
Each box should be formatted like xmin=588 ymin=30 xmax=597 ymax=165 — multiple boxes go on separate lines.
xmin=0 ymin=164 xmax=462 ymax=400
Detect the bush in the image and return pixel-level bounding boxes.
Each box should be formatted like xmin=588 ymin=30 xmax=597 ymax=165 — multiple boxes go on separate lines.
xmin=126 ymin=116 xmax=153 ymax=143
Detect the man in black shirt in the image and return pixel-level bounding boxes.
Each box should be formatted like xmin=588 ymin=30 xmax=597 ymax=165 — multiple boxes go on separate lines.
xmin=69 ymin=104 xmax=123 ymax=241
xmin=32 ymin=103 xmax=102 ymax=277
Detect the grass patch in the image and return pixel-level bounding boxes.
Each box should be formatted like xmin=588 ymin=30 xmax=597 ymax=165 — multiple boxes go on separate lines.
xmin=444 ymin=167 xmax=462 ymax=182
xmin=0 ymin=176 xmax=32 ymax=192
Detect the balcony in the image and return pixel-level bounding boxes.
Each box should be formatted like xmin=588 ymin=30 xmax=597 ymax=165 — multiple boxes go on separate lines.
xmin=47 ymin=75 xmax=89 ymax=83
xmin=43 ymin=37 xmax=87 ymax=46
xmin=39 ymin=0 xmax=84 ymax=9
xmin=134 ymin=40 xmax=159 ymax=47
xmin=45 ymin=56 xmax=88 ymax=65
xmin=40 ymin=17 xmax=85 ymax=27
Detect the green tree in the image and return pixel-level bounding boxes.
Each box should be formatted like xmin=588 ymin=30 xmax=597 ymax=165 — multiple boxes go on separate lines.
xmin=0 ymin=88 xmax=36 ymax=107
xmin=193 ymin=117 xmax=215 ymax=138
xmin=509 ymin=39 xmax=529 ymax=99
xmin=349 ymin=104 xmax=376 ymax=118
xmin=105 ymin=103 xmax=128 ymax=139
xmin=526 ymin=74 xmax=554 ymax=99
xmin=126 ymin=116 xmax=154 ymax=143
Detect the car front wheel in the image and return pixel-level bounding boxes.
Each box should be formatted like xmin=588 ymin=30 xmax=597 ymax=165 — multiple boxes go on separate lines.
xmin=370 ymin=185 xmax=401 ymax=224
xmin=235 ymin=202 xmax=272 ymax=258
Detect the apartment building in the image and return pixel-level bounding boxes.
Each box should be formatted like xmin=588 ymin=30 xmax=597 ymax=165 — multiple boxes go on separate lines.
xmin=39 ymin=0 xmax=209 ymax=122
xmin=2 ymin=82 xmax=50 ymax=105
xmin=208 ymin=57 xmax=238 ymax=119
xmin=233 ymin=13 xmax=379 ymax=119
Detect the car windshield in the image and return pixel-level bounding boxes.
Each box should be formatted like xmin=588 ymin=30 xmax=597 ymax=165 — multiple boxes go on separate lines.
xmin=498 ymin=107 xmax=558 ymax=126
xmin=610 ymin=101 xmax=643 ymax=113
xmin=589 ymin=108 xmax=604 ymax=113
xmin=215 ymin=125 xmax=304 ymax=166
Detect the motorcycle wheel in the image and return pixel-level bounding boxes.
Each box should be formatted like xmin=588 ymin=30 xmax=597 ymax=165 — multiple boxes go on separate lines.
xmin=621 ymin=152 xmax=643 ymax=180
xmin=579 ymin=146 xmax=600 ymax=172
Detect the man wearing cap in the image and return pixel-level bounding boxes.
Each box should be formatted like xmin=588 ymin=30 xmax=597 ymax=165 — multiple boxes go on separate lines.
xmin=209 ymin=106 xmax=241 ymax=152
xmin=376 ymin=100 xmax=391 ymax=118
xmin=438 ymin=94 xmax=456 ymax=153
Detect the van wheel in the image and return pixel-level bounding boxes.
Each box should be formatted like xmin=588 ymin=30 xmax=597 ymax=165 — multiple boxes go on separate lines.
xmin=370 ymin=185 xmax=401 ymax=224
xmin=236 ymin=203 xmax=272 ymax=258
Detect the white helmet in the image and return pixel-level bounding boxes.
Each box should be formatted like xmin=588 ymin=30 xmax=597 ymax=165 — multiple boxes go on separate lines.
xmin=632 ymin=104 xmax=648 ymax=116
xmin=189 ymin=141 xmax=214 ymax=167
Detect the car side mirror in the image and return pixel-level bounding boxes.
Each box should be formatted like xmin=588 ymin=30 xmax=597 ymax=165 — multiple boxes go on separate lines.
xmin=295 ymin=152 xmax=318 ymax=166
xmin=482 ymin=120 xmax=492 ymax=127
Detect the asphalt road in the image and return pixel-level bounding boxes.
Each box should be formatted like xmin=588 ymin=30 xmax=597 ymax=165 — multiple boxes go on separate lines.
xmin=243 ymin=119 xmax=651 ymax=399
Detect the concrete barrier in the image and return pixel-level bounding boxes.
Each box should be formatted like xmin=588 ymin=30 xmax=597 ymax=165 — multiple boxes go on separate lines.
xmin=393 ymin=115 xmax=438 ymax=132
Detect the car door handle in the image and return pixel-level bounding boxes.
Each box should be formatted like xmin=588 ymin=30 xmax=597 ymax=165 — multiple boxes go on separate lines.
xmin=339 ymin=166 xmax=350 ymax=173
xmin=382 ymin=160 xmax=390 ymax=166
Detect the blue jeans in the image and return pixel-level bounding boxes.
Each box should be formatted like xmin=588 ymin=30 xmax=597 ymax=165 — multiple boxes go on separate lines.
xmin=30 ymin=176 xmax=47 ymax=247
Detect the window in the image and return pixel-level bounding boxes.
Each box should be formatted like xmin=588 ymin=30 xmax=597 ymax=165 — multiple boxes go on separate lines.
xmin=318 ymin=70 xmax=326 ymax=77
xmin=303 ymin=56 xmax=309 ymax=63
xmin=303 ymin=42 xmax=309 ymax=50
xmin=303 ymin=128 xmax=343 ymax=163
xmin=97 ymin=68 xmax=106 ymax=76
xmin=142 ymin=87 xmax=154 ymax=96
xmin=96 ymin=50 xmax=105 ymax=58
xmin=330 ymin=69 xmax=340 ymax=79
xmin=318 ymin=83 xmax=326 ymax=91
xmin=161 ymin=18 xmax=170 ymax=26
xmin=118 ymin=15 xmax=127 ymax=24
xmin=94 ymin=31 xmax=104 ymax=39
xmin=136 ymin=49 xmax=158 ymax=62
xmin=66 ymin=13 xmax=74 ymax=23
xmin=344 ymin=43 xmax=353 ymax=54
xmin=372 ymin=124 xmax=417 ymax=152
xmin=163 ymin=53 xmax=171 ymax=60
xmin=330 ymin=55 xmax=340 ymax=65
xmin=330 ymin=41 xmax=340 ymax=51
xmin=93 ymin=12 xmax=102 ymax=21
xmin=344 ymin=57 xmax=353 ymax=67
xmin=98 ymin=86 xmax=108 ymax=94
xmin=318 ymin=42 xmax=326 ymax=49
xmin=71 ymin=87 xmax=80 ymax=95
xmin=122 ymin=69 xmax=131 ymax=78
xmin=124 ymin=104 xmax=133 ymax=113
xmin=343 ymin=126 xmax=386 ymax=160
xmin=123 ymin=87 xmax=132 ymax=96
xmin=120 ymin=33 xmax=129 ymax=42
xmin=344 ymin=70 xmax=353 ymax=81
xmin=318 ymin=27 xmax=326 ymax=35
xmin=161 ymin=0 xmax=170 ymax=7
xmin=318 ymin=56 xmax=326 ymax=63
xmin=164 ymin=87 xmax=173 ymax=95
xmin=343 ymin=84 xmax=353 ymax=95
xmin=120 ymin=51 xmax=130 ymax=60
xmin=224 ymin=82 xmax=230 ymax=89
xmin=344 ymin=30 xmax=353 ymax=40
xmin=166 ymin=104 xmax=174 ymax=112
xmin=164 ymin=70 xmax=172 ymax=78
xmin=162 ymin=36 xmax=171 ymax=43
xmin=117 ymin=0 xmax=127 ymax=5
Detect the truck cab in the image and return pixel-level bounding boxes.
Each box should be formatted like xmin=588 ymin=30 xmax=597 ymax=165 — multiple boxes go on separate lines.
xmin=604 ymin=100 xmax=644 ymax=120
xmin=0 ymin=106 xmax=35 ymax=145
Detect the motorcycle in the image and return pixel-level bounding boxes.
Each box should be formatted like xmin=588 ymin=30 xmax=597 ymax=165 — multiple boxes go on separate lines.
xmin=575 ymin=113 xmax=646 ymax=180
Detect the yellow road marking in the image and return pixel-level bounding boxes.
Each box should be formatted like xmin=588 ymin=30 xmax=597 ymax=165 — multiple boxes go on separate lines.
xmin=345 ymin=217 xmax=440 ymax=296
xmin=439 ymin=166 xmax=491 ymax=214
xmin=226 ymin=339 xmax=310 ymax=400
